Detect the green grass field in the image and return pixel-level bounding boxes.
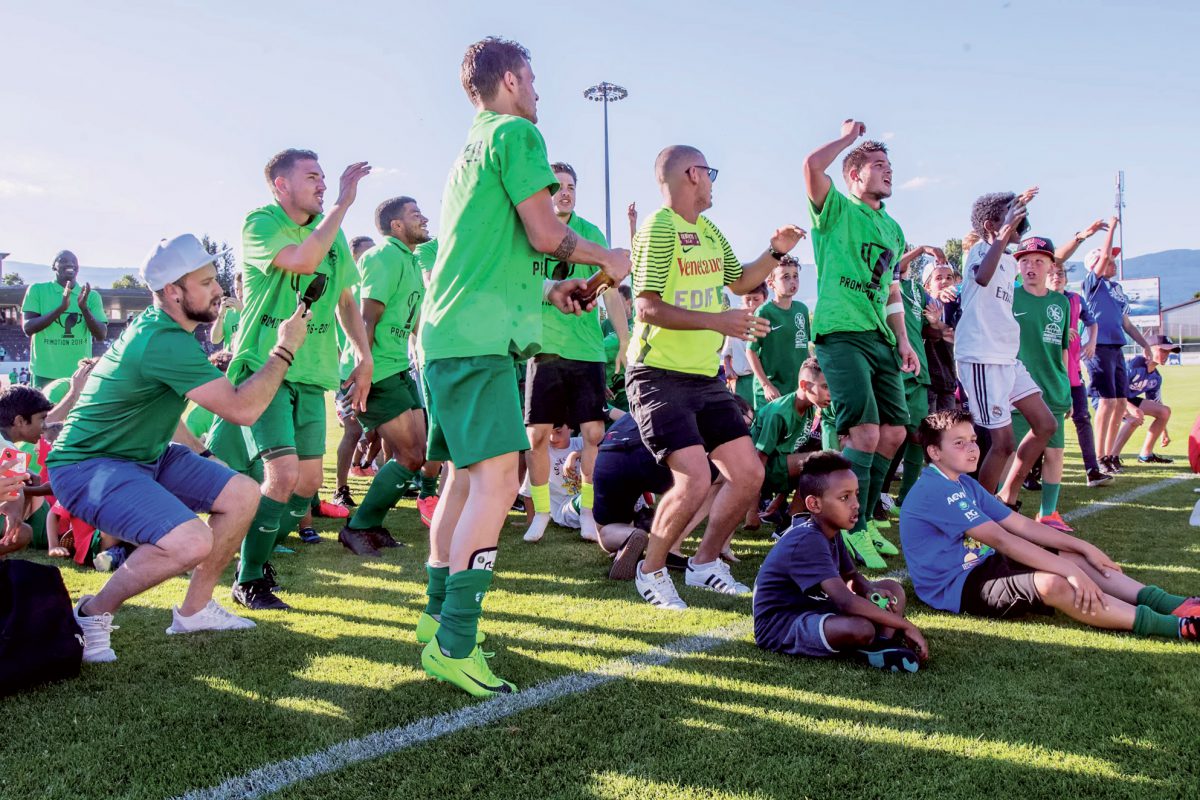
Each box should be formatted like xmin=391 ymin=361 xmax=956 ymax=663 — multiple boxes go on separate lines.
xmin=7 ymin=367 xmax=1200 ymax=800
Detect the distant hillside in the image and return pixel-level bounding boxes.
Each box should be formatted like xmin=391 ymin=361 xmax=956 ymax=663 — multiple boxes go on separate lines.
xmin=1064 ymin=249 xmax=1199 ymax=307
xmin=0 ymin=260 xmax=136 ymax=288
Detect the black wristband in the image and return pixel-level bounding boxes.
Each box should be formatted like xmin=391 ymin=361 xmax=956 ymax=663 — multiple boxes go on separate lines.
xmin=768 ymin=247 xmax=784 ymax=261
xmin=274 ymin=344 xmax=295 ymax=359
xmin=199 ymin=449 xmax=213 ymax=459
xmin=272 ymin=348 xmax=294 ymax=366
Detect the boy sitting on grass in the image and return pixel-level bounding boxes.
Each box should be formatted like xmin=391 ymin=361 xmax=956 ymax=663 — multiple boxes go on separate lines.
xmin=753 ymin=451 xmax=928 ymax=672
xmin=900 ymin=408 xmax=1200 ymax=639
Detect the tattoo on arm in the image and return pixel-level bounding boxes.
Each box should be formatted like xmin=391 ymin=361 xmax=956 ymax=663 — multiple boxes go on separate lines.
xmin=551 ymin=229 xmax=579 ymax=262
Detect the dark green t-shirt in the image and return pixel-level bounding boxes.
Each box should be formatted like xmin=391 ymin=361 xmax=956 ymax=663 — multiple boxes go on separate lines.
xmin=22 ymin=282 xmax=108 ymax=380
xmin=359 ymin=236 xmax=424 ymax=382
xmin=420 ymin=111 xmax=558 ymax=361
xmin=1013 ymin=286 xmax=1070 ymax=412
xmin=808 ymin=186 xmax=905 ymax=344
xmin=230 ymin=202 xmax=353 ymax=390
xmin=539 ymin=213 xmax=608 ymax=362
xmin=898 ymin=274 xmax=931 ymax=386
xmin=749 ymin=300 xmax=811 ymax=403
xmin=220 ymin=307 xmax=241 ymax=348
xmin=48 ymin=306 xmax=222 ymax=466
xmin=751 ymin=392 xmax=815 ymax=459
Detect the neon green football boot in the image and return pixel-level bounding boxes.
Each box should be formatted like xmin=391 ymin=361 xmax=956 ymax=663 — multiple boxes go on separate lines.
xmin=415 ymin=612 xmax=485 ymax=645
xmin=843 ymin=529 xmax=887 ymax=570
xmin=868 ymin=520 xmax=899 ymax=556
xmin=421 ymin=640 xmax=515 ymax=697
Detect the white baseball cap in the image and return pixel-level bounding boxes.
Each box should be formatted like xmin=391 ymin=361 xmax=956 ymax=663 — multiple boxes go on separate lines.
xmin=140 ymin=233 xmax=230 ymax=291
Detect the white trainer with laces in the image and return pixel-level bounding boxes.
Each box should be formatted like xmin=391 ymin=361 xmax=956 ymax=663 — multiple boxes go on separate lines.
xmin=73 ymin=595 xmax=118 ymax=663
xmin=523 ymin=512 xmax=551 ymax=543
xmin=685 ymin=557 xmax=751 ymax=595
xmin=166 ymin=600 xmax=257 ymax=635
xmin=635 ymin=560 xmax=688 ymax=610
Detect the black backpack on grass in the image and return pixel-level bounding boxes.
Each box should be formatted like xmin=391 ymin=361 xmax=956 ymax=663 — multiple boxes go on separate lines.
xmin=0 ymin=559 xmax=83 ymax=694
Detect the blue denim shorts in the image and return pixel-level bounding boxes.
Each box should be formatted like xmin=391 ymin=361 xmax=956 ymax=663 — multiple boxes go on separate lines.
xmin=48 ymin=444 xmax=235 ymax=545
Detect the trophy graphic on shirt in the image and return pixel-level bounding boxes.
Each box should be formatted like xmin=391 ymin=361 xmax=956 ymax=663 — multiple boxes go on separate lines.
xmin=60 ymin=312 xmax=81 ymax=339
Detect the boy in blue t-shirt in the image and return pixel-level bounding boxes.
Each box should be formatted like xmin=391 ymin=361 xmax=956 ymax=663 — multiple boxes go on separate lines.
xmin=900 ymin=408 xmax=1200 ymax=639
xmin=753 ymin=452 xmax=928 ymax=672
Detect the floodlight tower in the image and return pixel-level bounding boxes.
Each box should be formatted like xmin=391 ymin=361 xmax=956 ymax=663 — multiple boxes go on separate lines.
xmin=1115 ymin=171 xmax=1126 ymax=280
xmin=583 ymin=82 xmax=628 ymax=245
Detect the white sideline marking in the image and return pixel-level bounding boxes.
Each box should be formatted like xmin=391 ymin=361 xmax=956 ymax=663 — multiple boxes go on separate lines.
xmin=175 ymin=621 xmax=752 ymax=800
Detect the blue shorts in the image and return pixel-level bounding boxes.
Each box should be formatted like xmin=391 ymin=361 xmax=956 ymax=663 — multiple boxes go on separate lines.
xmin=772 ymin=602 xmax=839 ymax=658
xmin=48 ymin=444 xmax=236 ymax=545
xmin=1086 ymin=345 xmax=1128 ymax=399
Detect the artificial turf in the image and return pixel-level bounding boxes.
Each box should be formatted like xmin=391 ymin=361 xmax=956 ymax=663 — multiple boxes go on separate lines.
xmin=5 ymin=366 xmax=1199 ymax=800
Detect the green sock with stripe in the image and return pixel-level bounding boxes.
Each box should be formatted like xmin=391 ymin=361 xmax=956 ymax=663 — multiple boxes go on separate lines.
xmin=351 ymin=461 xmax=416 ymax=529
xmin=842 ymin=447 xmax=873 ymax=533
xmin=239 ymin=495 xmax=286 ymax=583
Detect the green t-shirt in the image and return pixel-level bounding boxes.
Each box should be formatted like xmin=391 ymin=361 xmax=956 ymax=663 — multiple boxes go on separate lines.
xmin=42 ymin=378 xmax=71 ymax=405
xmin=539 ymin=213 xmax=609 ymax=362
xmin=22 ymin=282 xmax=108 ymax=380
xmin=750 ymin=393 xmax=816 ymax=459
xmin=359 ymin=236 xmax=424 ymax=382
xmin=420 ymin=111 xmax=559 ymax=362
xmin=1013 ymin=287 xmax=1070 ymax=412
xmin=337 ymin=260 xmax=362 ymax=384
xmin=627 ymin=207 xmax=742 ymax=376
xmin=808 ymin=186 xmax=905 ymax=344
xmin=898 ymin=274 xmax=931 ymax=386
xmin=415 ymin=238 xmax=438 ymax=274
xmin=221 ymin=307 xmax=242 ymax=348
xmin=183 ymin=402 xmax=215 ymax=441
xmin=748 ymin=300 xmax=811 ymax=401
xmin=229 ymin=202 xmax=353 ymax=390
xmin=48 ymin=306 xmax=223 ymax=467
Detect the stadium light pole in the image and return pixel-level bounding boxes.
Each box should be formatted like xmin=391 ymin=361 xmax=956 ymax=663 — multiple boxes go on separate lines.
xmin=1115 ymin=170 xmax=1126 ymax=280
xmin=583 ymin=82 xmax=628 ymax=245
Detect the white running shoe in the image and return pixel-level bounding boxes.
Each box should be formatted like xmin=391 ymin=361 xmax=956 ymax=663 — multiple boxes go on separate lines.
xmin=73 ymin=595 xmax=118 ymax=663
xmin=166 ymin=600 xmax=257 ymax=635
xmin=635 ymin=560 xmax=688 ymax=610
xmin=523 ymin=512 xmax=551 ymax=543
xmin=685 ymin=557 xmax=751 ymax=595
xmin=579 ymin=507 xmax=600 ymax=542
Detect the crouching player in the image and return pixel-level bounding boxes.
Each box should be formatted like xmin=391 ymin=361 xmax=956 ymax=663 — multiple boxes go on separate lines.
xmin=753 ymin=452 xmax=928 ymax=672
xmin=900 ymin=409 xmax=1200 ymax=639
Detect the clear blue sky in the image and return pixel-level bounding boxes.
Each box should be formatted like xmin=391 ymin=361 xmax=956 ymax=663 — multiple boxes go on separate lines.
xmin=2 ymin=0 xmax=1197 ymax=282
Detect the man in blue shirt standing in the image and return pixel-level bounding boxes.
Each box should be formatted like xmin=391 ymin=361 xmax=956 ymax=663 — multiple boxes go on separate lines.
xmin=1112 ymin=334 xmax=1179 ymax=465
xmin=1080 ymin=217 xmax=1154 ymax=475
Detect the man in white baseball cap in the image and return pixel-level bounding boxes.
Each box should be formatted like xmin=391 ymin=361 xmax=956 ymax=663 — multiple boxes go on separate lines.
xmin=47 ymin=233 xmax=310 ymax=663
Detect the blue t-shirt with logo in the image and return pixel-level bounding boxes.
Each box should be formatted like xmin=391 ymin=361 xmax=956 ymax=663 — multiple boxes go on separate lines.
xmin=1125 ymin=355 xmax=1162 ymax=402
xmin=1081 ymin=272 xmax=1129 ymax=346
xmin=899 ymin=466 xmax=1013 ymax=612
xmin=753 ymin=516 xmax=855 ymax=650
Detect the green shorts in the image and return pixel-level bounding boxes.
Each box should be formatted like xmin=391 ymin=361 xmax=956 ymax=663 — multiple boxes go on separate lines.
xmin=764 ymin=452 xmax=793 ymax=495
xmin=904 ymin=377 xmax=931 ymax=431
xmin=357 ymin=371 xmax=422 ymax=433
xmin=207 ymin=418 xmax=265 ymax=482
xmin=1013 ymin=407 xmax=1068 ymax=450
xmin=733 ymin=374 xmax=754 ymax=408
xmin=814 ymin=331 xmax=908 ymax=435
xmin=426 ymin=355 xmax=528 ymax=468
xmin=229 ymin=365 xmax=327 ymax=461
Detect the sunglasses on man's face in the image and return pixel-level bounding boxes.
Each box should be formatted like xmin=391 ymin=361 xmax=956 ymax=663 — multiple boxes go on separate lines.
xmin=688 ymin=165 xmax=718 ymax=182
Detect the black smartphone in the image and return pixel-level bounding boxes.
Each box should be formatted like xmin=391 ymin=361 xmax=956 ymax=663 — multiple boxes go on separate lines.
xmin=299 ymin=273 xmax=328 ymax=311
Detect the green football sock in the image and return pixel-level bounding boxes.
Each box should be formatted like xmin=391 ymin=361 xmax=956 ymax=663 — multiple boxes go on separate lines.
xmin=842 ymin=447 xmax=873 ymax=533
xmin=436 ymin=568 xmax=493 ymax=658
xmin=863 ymin=452 xmax=892 ymax=534
xmin=418 ymin=472 xmax=439 ymax=499
xmin=580 ymin=481 xmax=595 ymax=510
xmin=1039 ymin=482 xmax=1061 ymax=518
xmin=310 ymin=495 xmax=321 ymax=512
xmin=1132 ymin=605 xmax=1182 ymax=639
xmin=239 ymin=495 xmax=287 ymax=583
xmin=350 ymin=461 xmax=415 ymax=529
xmin=1136 ymin=585 xmax=1188 ymax=615
xmin=530 ymin=483 xmax=551 ymax=514
xmin=897 ymin=440 xmax=924 ymax=506
xmin=424 ymin=563 xmax=449 ymax=617
xmin=284 ymin=493 xmax=314 ymax=540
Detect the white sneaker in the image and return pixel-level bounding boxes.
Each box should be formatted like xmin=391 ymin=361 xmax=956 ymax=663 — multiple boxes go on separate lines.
xmin=579 ymin=507 xmax=600 ymax=542
xmin=635 ymin=560 xmax=687 ymax=610
xmin=166 ymin=600 xmax=257 ymax=635
xmin=73 ymin=595 xmax=118 ymax=663
xmin=685 ymin=557 xmax=751 ymax=595
xmin=523 ymin=512 xmax=551 ymax=543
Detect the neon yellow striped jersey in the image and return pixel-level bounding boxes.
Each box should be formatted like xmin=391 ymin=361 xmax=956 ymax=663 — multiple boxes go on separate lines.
xmin=627 ymin=207 xmax=742 ymax=376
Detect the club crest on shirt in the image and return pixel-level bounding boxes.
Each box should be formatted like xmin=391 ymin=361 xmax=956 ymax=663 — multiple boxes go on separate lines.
xmin=1047 ymin=304 xmax=1064 ymax=324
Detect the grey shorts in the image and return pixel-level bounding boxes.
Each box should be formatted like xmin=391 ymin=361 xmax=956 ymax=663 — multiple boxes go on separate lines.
xmin=776 ymin=603 xmax=839 ymax=657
